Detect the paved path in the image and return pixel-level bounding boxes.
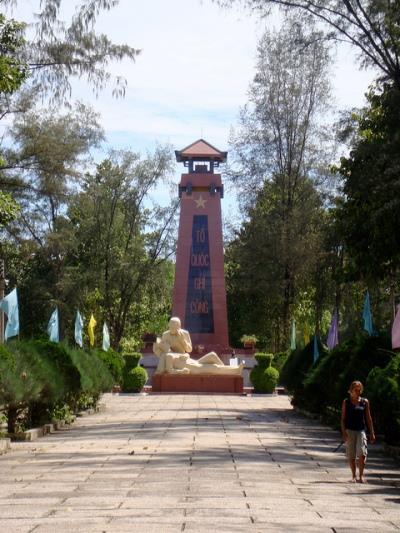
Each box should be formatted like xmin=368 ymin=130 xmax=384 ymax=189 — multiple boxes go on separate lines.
xmin=1 ymin=393 xmax=399 ymax=532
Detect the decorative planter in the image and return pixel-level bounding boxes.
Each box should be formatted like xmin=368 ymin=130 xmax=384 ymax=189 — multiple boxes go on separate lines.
xmin=243 ymin=342 xmax=255 ymax=349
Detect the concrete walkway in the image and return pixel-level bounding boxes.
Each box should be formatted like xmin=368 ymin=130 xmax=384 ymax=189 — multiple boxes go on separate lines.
xmin=0 ymin=393 xmax=399 ymax=533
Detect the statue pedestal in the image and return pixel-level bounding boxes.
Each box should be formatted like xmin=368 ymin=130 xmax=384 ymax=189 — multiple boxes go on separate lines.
xmin=152 ymin=374 xmax=243 ymax=394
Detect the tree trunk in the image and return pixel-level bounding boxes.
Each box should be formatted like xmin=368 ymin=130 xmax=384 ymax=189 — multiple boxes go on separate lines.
xmin=7 ymin=405 xmax=18 ymax=434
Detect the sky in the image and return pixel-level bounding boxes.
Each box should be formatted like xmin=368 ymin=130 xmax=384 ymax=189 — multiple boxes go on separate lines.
xmin=84 ymin=0 xmax=376 ymax=153
xmin=8 ymin=0 xmax=377 ymax=214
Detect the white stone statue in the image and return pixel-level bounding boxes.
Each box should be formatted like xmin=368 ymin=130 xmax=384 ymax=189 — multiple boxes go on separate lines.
xmin=153 ymin=317 xmax=243 ymax=376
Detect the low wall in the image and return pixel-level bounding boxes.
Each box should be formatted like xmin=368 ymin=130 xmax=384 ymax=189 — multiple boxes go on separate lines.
xmin=140 ymin=351 xmax=256 ymax=389
xmin=152 ymin=373 xmax=244 ymax=394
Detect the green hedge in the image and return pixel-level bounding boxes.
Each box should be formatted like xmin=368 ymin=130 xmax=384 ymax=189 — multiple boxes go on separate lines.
xmin=94 ymin=348 xmax=125 ymax=384
xmin=280 ymin=338 xmax=327 ymax=400
xmin=122 ymin=352 xmax=145 ymax=392
xmin=250 ymin=353 xmax=279 ymax=393
xmin=0 ymin=340 xmax=114 ymax=433
xmin=366 ymin=352 xmax=400 ymax=444
xmin=280 ymin=333 xmax=400 ymax=444
xmin=123 ymin=352 xmax=142 ymax=371
xmin=254 ymin=352 xmax=273 ymax=368
xmin=272 ymin=351 xmax=289 ymax=372
xmin=123 ymin=366 xmax=147 ymax=393
xmin=250 ymin=366 xmax=279 ymax=393
xmin=300 ymin=335 xmax=393 ymax=414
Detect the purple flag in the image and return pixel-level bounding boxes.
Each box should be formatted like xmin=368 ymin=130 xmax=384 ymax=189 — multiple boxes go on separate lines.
xmin=327 ymin=309 xmax=339 ymax=350
xmin=392 ymin=305 xmax=400 ymax=350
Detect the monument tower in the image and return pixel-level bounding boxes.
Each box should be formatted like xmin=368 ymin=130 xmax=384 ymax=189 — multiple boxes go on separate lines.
xmin=173 ymin=139 xmax=229 ymax=354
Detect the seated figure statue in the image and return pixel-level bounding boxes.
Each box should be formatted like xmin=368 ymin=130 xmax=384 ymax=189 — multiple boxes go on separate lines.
xmin=153 ymin=317 xmax=243 ymax=376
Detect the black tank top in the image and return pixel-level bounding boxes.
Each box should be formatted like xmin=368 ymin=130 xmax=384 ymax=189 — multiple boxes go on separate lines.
xmin=344 ymin=398 xmax=366 ymax=431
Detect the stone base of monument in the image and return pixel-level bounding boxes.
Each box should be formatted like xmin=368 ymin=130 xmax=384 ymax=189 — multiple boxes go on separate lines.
xmin=152 ymin=373 xmax=243 ymax=394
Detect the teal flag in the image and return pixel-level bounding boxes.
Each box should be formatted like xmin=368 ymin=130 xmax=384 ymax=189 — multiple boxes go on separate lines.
xmin=313 ymin=334 xmax=320 ymax=363
xmin=362 ymin=290 xmax=377 ymax=336
xmin=75 ymin=310 xmax=83 ymax=347
xmin=290 ymin=320 xmax=296 ymax=350
xmin=102 ymin=322 xmax=110 ymax=351
xmin=0 ymin=287 xmax=19 ymax=340
xmin=47 ymin=307 xmax=59 ymax=343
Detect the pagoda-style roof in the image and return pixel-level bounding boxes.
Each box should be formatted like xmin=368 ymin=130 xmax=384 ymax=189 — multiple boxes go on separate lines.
xmin=175 ymin=139 xmax=227 ymax=163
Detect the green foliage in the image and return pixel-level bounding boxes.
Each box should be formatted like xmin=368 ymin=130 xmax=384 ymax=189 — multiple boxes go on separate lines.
xmin=0 ymin=340 xmax=114 ymax=432
xmin=218 ymin=1 xmax=400 ymax=88
xmin=240 ymin=334 xmax=258 ymax=345
xmin=366 ymin=354 xmax=400 ymax=444
xmin=122 ymin=352 xmax=144 ymax=392
xmin=1 ymin=0 xmax=139 ymax=103
xmin=254 ymin=352 xmax=273 ymax=368
xmin=5 ymin=101 xmax=104 ymax=236
xmin=1 ymin=145 xmax=175 ymax=344
xmin=272 ymin=351 xmax=289 ymax=372
xmin=47 ymin=402 xmax=75 ymax=425
xmin=0 ymin=340 xmax=66 ymax=431
xmin=293 ymin=336 xmax=395 ymax=435
xmin=94 ymin=348 xmax=125 ymax=384
xmin=250 ymin=366 xmax=279 ymax=393
xmin=68 ymin=347 xmax=114 ymax=395
xmin=123 ymin=366 xmax=147 ymax=393
xmin=226 ymin=177 xmax=326 ymax=351
xmin=250 ymin=352 xmax=279 ymax=393
xmin=76 ymin=392 xmax=98 ymax=411
xmin=225 ymin=18 xmax=332 ymax=351
xmin=280 ymin=338 xmax=327 ymax=399
xmin=0 ymin=14 xmax=27 ymax=94
xmin=0 ymin=191 xmax=19 ymax=227
xmin=0 ymin=4 xmax=174 ymax=350
xmin=31 ymin=340 xmax=81 ymax=395
xmin=120 ymin=337 xmax=142 ymax=355
xmin=64 ymin=148 xmax=176 ymax=347
xmin=335 ymin=84 xmax=400 ymax=279
xmin=3 ymin=340 xmax=63 ymax=405
xmin=123 ymin=353 xmax=142 ymax=371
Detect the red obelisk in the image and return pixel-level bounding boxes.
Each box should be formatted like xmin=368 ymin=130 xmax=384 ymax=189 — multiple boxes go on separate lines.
xmin=172 ymin=139 xmax=229 ymax=354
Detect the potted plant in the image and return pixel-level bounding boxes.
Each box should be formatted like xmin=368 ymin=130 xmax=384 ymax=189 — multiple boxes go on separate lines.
xmin=240 ymin=334 xmax=258 ymax=349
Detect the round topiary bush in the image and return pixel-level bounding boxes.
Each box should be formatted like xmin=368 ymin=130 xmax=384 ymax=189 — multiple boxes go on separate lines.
xmin=250 ymin=365 xmax=279 ymax=393
xmin=123 ymin=366 xmax=147 ymax=393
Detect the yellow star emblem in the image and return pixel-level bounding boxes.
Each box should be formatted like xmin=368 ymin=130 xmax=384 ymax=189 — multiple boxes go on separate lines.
xmin=195 ymin=194 xmax=207 ymax=209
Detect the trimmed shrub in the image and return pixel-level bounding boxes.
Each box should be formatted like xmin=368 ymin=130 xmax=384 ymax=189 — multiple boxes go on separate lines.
xmin=69 ymin=347 xmax=114 ymax=395
xmin=272 ymin=351 xmax=289 ymax=373
xmin=300 ymin=335 xmax=393 ymax=411
xmin=254 ymin=352 xmax=273 ymax=368
xmin=0 ymin=340 xmax=114 ymax=433
xmin=250 ymin=365 xmax=279 ymax=393
xmin=94 ymin=348 xmax=125 ymax=384
xmin=123 ymin=353 xmax=142 ymax=371
xmin=27 ymin=341 xmax=81 ymax=427
xmin=280 ymin=338 xmax=327 ymax=400
xmin=366 ymin=353 xmax=400 ymax=444
xmin=123 ymin=366 xmax=147 ymax=392
xmin=31 ymin=340 xmax=81 ymax=396
xmin=0 ymin=342 xmax=34 ymax=433
xmin=122 ymin=352 xmax=143 ymax=391
xmin=2 ymin=340 xmax=64 ymax=431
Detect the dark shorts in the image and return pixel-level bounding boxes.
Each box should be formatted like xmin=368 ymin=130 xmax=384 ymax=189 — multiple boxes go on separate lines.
xmin=346 ymin=429 xmax=367 ymax=459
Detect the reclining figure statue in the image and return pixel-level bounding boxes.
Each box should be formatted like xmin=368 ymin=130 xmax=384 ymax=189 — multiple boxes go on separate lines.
xmin=153 ymin=317 xmax=243 ymax=376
